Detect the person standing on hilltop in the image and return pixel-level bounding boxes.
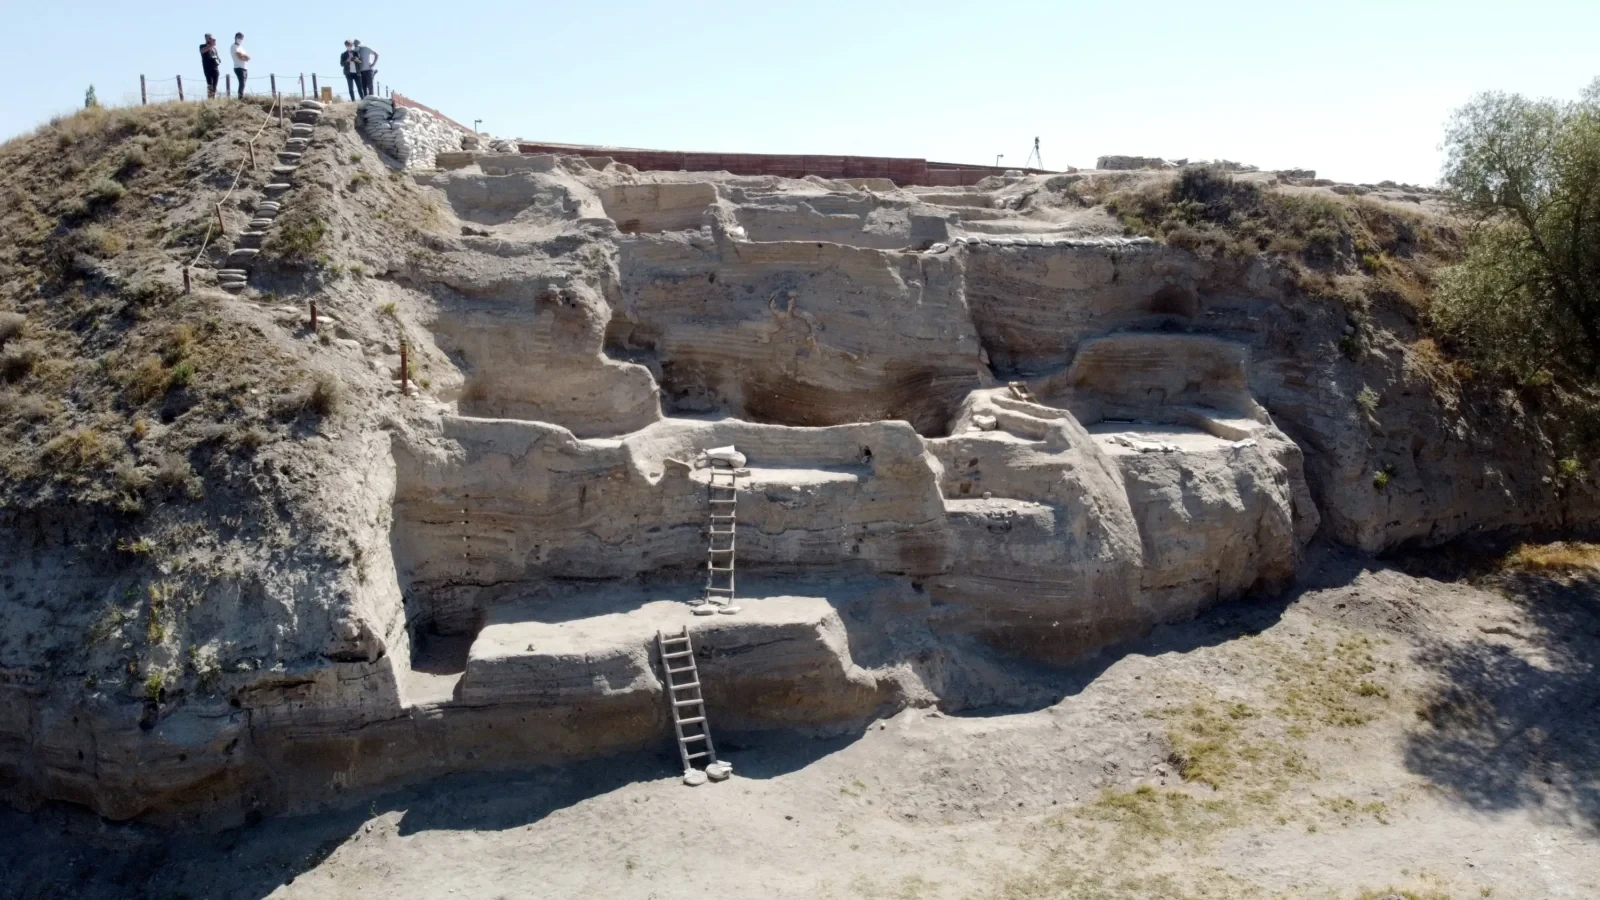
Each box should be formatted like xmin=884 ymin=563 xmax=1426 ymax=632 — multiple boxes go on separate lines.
xmin=354 ymin=39 xmax=379 ymax=99
xmin=340 ymin=40 xmax=361 ymax=101
xmin=200 ymin=34 xmax=221 ymax=99
xmin=230 ymin=32 xmax=250 ymax=99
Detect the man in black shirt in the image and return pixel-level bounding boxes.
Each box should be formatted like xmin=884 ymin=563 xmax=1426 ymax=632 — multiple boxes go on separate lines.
xmin=200 ymin=34 xmax=221 ymax=99
xmin=340 ymin=40 xmax=361 ymax=101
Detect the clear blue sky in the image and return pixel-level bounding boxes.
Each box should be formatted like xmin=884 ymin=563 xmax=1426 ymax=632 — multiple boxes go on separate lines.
xmin=2 ymin=0 xmax=1596 ymax=185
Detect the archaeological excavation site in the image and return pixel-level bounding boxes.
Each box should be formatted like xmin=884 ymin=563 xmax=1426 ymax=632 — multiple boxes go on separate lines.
xmin=1 ymin=90 xmax=1597 ymax=889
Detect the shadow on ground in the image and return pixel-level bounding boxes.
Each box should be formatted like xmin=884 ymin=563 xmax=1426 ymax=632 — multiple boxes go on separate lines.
xmin=0 ymin=560 xmax=1325 ymax=900
xmin=1401 ymin=570 xmax=1600 ymax=830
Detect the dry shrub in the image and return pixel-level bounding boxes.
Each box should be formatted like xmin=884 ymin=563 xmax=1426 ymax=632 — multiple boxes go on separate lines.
xmin=309 ymin=372 xmax=342 ymax=417
xmin=0 ymin=311 xmax=24 ymax=345
xmin=125 ymin=354 xmax=170 ymax=402
xmin=84 ymin=176 xmax=126 ymax=210
xmin=162 ymin=324 xmax=194 ymax=364
xmin=74 ymin=224 xmax=126 ymax=258
xmin=1 ymin=340 xmax=44 ymax=382
xmin=42 ymin=426 xmax=110 ymax=470
xmin=113 ymin=459 xmax=152 ymax=494
xmin=1500 ymin=542 xmax=1600 ymax=574
xmin=151 ymin=451 xmax=198 ymax=497
xmin=0 ymin=389 xmax=54 ymax=423
xmin=1408 ymin=338 xmax=1473 ymax=388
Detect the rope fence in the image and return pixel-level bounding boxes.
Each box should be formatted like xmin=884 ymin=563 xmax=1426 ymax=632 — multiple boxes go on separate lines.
xmin=138 ymin=73 xmax=388 ymax=104
xmin=181 ymin=93 xmax=290 ymax=293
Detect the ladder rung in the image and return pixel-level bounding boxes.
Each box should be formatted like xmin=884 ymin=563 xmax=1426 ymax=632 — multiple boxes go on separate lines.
xmin=708 ymin=565 xmax=734 ymax=573
xmin=682 ymin=733 xmax=707 ymax=742
xmin=674 ymin=697 xmax=702 ymax=706
xmin=710 ymin=499 xmax=736 ymax=504
xmin=685 ymin=751 xmax=708 ymax=760
xmin=672 ymin=680 xmax=700 ymax=691
xmin=679 ymin=716 xmax=706 ymax=725
xmin=664 ymin=650 xmax=693 ymax=659
xmin=668 ymin=664 xmax=695 ymax=674
xmin=710 ymin=514 xmax=736 ymax=520
xmin=706 ymin=587 xmax=734 ymax=593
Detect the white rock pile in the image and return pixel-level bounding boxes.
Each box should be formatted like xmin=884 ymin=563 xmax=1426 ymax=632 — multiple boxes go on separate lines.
xmin=356 ymin=97 xmax=470 ymax=169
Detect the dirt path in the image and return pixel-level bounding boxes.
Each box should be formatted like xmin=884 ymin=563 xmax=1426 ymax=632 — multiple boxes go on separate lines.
xmin=6 ymin=546 xmax=1597 ymax=899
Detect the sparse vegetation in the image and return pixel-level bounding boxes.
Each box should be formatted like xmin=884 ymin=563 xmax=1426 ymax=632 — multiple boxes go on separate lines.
xmin=264 ymin=203 xmax=329 ymax=264
xmin=0 ymin=339 xmax=43 ymax=381
xmin=83 ymin=176 xmax=126 ymax=210
xmin=1498 ymin=540 xmax=1600 ymax=574
xmin=1356 ymin=385 xmax=1381 ymax=417
xmin=309 ymin=372 xmax=342 ymax=417
xmin=1100 ymin=166 xmax=1451 ymax=298
xmin=0 ymin=311 xmax=25 ymax=344
xmin=143 ymin=671 xmax=165 ymax=702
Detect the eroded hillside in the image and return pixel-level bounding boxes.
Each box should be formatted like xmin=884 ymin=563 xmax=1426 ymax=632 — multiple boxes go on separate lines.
xmin=0 ymin=100 xmax=1596 ymax=826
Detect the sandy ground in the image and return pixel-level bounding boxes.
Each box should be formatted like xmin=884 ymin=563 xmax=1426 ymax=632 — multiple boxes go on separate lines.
xmin=4 ymin=544 xmax=1597 ymax=900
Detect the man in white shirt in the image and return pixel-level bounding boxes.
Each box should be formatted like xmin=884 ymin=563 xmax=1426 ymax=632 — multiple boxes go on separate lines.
xmin=354 ymin=40 xmax=379 ymax=98
xmin=230 ymin=33 xmax=250 ymax=99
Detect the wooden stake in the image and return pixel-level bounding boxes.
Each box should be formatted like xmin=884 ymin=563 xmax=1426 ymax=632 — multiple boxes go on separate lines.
xmin=399 ymin=342 xmax=410 ymax=395
xmin=311 ymin=73 xmax=318 ymax=97
xmin=140 ymin=75 xmax=147 ymax=105
xmin=310 ymin=301 xmax=318 ymax=332
xmin=225 ymin=74 xmax=231 ymax=97
xmin=182 ymin=268 xmax=191 ymax=295
xmin=177 ymin=75 xmax=184 ymax=102
xmin=215 ymin=202 xmax=225 ymax=235
xmin=299 ymin=74 xmax=305 ymax=98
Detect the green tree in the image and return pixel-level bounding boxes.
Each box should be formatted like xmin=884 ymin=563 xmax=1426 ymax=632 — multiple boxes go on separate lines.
xmin=1436 ymin=78 xmax=1600 ymax=377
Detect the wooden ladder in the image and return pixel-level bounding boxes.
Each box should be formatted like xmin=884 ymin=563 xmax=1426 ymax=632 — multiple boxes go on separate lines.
xmin=657 ymin=627 xmax=719 ymax=776
xmin=701 ymin=462 xmax=740 ymax=614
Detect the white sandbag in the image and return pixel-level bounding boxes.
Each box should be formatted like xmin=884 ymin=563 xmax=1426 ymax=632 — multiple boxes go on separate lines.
xmin=704 ymin=445 xmax=747 ymax=467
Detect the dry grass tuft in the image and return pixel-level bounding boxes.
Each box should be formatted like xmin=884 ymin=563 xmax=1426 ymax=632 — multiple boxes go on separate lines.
xmin=308 ymin=372 xmax=342 ymax=417
xmin=1499 ymin=541 xmax=1600 ymax=574
xmin=41 ymin=426 xmax=111 ymax=471
xmin=0 ymin=339 xmax=44 ymax=381
xmin=0 ymin=311 xmax=25 ymax=345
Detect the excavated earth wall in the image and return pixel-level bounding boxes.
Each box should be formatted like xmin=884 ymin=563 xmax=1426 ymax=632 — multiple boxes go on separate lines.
xmin=5 ymin=128 xmax=1597 ymax=827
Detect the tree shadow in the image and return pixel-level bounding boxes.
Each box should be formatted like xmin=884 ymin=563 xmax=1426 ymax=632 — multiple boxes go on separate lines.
xmin=1402 ymin=570 xmax=1600 ymax=830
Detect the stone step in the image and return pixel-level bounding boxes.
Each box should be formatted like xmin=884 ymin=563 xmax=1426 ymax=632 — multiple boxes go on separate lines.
xmin=216 ymin=268 xmax=248 ymax=278
xmin=248 ymin=219 xmax=274 ymax=230
xmin=235 ymin=232 xmax=267 ymax=247
xmin=253 ymin=202 xmax=281 ymax=214
xmin=220 ymin=281 xmax=247 ymax=292
xmin=217 ymin=271 xmax=249 ymax=282
xmin=297 ymin=99 xmax=325 ymax=112
xmin=262 ymin=183 xmax=292 ymax=194
xmin=271 ymin=164 xmax=299 ymax=177
xmin=291 ymin=112 xmax=321 ymax=126
xmin=277 ymin=152 xmax=302 ymax=164
xmin=226 ymin=248 xmax=260 ymax=265
xmin=283 ymin=139 xmax=309 ymax=151
xmin=290 ymin=126 xmax=314 ymax=138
